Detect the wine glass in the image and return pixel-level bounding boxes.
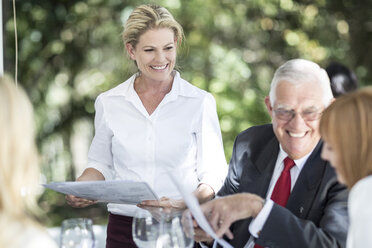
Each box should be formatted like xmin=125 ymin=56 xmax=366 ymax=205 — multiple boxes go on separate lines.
xmin=60 ymin=218 xmax=95 ymax=248
xmin=156 ymin=210 xmax=194 ymax=248
xmin=132 ymin=208 xmax=163 ymax=248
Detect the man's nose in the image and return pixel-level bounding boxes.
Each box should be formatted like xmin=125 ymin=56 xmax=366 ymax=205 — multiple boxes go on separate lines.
xmin=289 ymin=112 xmax=307 ymax=127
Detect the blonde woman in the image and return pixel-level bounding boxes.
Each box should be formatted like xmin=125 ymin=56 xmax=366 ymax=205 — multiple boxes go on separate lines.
xmin=320 ymin=86 xmax=372 ymax=248
xmin=0 ymin=75 xmax=57 ymax=248
xmin=66 ymin=4 xmax=227 ymax=247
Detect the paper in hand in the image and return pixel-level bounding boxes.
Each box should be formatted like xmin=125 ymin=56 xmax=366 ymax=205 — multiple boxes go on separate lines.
xmin=168 ymin=170 xmax=233 ymax=248
xmin=43 ymin=180 xmax=158 ymax=205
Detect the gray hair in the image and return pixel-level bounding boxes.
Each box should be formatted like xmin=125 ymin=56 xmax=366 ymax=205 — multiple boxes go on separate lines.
xmin=269 ymin=59 xmax=334 ymax=107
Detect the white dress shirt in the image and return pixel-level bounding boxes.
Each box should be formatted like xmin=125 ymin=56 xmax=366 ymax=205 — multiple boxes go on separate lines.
xmin=347 ymin=175 xmax=372 ymax=248
xmin=87 ymin=71 xmax=228 ymax=217
xmin=244 ymin=146 xmax=312 ymax=248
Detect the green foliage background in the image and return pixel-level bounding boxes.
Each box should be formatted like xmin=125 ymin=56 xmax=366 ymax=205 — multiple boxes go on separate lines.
xmin=3 ymin=0 xmax=372 ymax=226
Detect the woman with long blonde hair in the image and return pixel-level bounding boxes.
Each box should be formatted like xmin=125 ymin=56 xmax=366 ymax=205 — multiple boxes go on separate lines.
xmin=320 ymin=86 xmax=372 ymax=248
xmin=0 ymin=75 xmax=57 ymax=248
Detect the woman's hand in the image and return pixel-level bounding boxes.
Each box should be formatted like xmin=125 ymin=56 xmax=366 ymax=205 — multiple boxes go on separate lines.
xmin=138 ymin=196 xmax=186 ymax=210
xmin=66 ymin=195 xmax=97 ymax=208
xmin=138 ymin=183 xmax=215 ymax=210
xmin=65 ymin=168 xmax=104 ymax=208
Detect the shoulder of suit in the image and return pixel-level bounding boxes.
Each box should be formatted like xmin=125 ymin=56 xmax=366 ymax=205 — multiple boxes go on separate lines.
xmin=233 ymin=124 xmax=277 ymax=155
xmin=237 ymin=124 xmax=275 ymax=141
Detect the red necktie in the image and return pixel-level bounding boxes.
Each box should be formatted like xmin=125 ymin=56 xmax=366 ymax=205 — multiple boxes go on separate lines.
xmin=270 ymin=157 xmax=296 ymax=207
xmin=254 ymin=157 xmax=295 ymax=248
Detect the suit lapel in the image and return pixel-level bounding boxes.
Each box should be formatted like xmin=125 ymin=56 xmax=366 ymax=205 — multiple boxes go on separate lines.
xmin=231 ymin=137 xmax=279 ymax=247
xmin=240 ymin=137 xmax=279 ymax=197
xmin=286 ymin=141 xmax=326 ymax=218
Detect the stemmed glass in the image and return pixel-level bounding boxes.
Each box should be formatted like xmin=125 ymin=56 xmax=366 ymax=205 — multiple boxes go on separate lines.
xmin=132 ymin=208 xmax=194 ymax=248
xmin=156 ymin=211 xmax=194 ymax=248
xmin=60 ymin=218 xmax=95 ymax=248
xmin=132 ymin=208 xmax=163 ymax=248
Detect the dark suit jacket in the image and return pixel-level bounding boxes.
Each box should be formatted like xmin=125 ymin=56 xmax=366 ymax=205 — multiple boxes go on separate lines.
xmin=217 ymin=124 xmax=348 ymax=248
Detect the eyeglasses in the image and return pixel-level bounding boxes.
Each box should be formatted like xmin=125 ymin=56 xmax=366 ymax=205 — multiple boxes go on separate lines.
xmin=273 ymin=108 xmax=322 ymax=121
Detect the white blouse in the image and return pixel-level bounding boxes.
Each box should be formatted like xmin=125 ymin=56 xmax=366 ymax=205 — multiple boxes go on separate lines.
xmin=5 ymin=221 xmax=58 ymax=248
xmin=87 ymin=71 xmax=228 ymax=216
xmin=347 ymin=175 xmax=372 ymax=248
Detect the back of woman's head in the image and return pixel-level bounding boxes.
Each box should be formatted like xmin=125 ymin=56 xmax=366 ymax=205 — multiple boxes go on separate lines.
xmin=326 ymin=62 xmax=359 ymax=97
xmin=122 ymin=4 xmax=184 ymax=49
xmin=0 ymin=75 xmax=39 ymax=217
xmin=320 ymin=86 xmax=372 ymax=188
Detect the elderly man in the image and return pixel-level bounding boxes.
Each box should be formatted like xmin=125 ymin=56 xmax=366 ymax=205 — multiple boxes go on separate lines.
xmin=197 ymin=59 xmax=348 ymax=248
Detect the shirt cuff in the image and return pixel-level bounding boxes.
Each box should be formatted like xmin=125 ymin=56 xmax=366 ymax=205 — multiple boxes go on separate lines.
xmin=87 ymin=159 xmax=114 ymax=180
xmin=249 ymin=199 xmax=274 ymax=238
xmin=199 ymin=171 xmax=227 ymax=195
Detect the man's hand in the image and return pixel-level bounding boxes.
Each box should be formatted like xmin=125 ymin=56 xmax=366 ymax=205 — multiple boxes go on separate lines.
xmin=180 ymin=209 xmax=214 ymax=244
xmin=199 ymin=193 xmax=264 ymax=239
xmin=194 ymin=224 xmax=214 ymax=243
